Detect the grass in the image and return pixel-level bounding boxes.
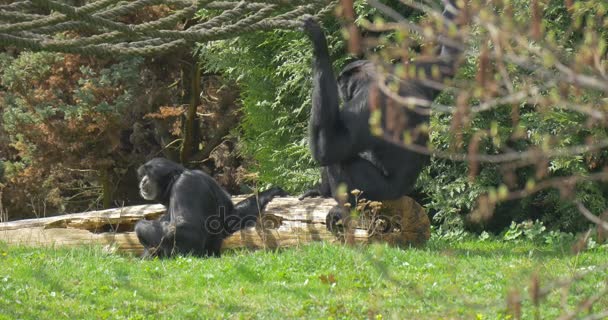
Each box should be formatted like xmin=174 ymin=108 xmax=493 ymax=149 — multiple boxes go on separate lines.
xmin=0 ymin=239 xmax=606 ymax=319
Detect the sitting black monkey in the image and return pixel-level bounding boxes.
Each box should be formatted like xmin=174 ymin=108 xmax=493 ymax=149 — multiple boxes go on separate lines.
xmin=135 ymin=158 xmax=286 ymax=258
xmin=300 ymin=0 xmax=462 ymax=232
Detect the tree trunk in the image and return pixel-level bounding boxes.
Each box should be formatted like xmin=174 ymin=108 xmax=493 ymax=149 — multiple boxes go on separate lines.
xmin=0 ymin=196 xmax=430 ymax=255
xmin=100 ymin=168 xmax=112 ymax=209
xmin=180 ymin=61 xmax=201 ymax=164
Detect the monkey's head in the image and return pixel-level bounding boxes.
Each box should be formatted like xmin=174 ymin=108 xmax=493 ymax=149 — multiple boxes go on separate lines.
xmin=337 ymin=60 xmax=375 ymax=102
xmin=137 ymin=158 xmax=184 ymax=203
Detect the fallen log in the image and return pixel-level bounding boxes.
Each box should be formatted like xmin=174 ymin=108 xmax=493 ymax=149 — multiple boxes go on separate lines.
xmin=0 ymin=196 xmax=430 ymax=255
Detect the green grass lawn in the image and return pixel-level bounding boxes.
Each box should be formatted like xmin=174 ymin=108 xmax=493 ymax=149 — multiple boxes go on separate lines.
xmin=0 ymin=239 xmax=606 ymax=319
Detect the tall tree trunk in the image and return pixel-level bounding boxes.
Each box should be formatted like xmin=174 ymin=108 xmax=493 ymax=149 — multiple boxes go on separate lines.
xmin=180 ymin=61 xmax=202 ymax=164
xmin=100 ymin=168 xmax=112 ymax=209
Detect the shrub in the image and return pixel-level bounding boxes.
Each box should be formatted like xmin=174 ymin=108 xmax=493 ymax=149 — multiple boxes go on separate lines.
xmin=0 ymin=52 xmax=147 ymax=217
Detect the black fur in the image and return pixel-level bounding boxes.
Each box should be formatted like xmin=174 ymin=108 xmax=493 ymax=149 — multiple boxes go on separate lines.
xmin=301 ymin=1 xmax=461 ymax=232
xmin=134 ymin=158 xmax=286 ymax=258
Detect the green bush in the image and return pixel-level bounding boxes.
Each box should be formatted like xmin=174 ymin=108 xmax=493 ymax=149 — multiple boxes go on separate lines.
xmin=198 ymin=0 xmax=607 ymax=234
xmin=198 ymin=22 xmax=348 ymax=192
xmin=197 ymin=0 xmax=418 ymax=192
xmin=417 ymin=0 xmax=608 ymax=233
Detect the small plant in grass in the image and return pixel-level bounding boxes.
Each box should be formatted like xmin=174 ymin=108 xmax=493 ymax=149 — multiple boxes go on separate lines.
xmin=500 ymin=220 xmax=604 ymax=249
xmin=503 ymin=220 xmax=547 ymax=242
xmin=332 ymin=189 xmax=402 ymax=241
xmin=349 ymin=189 xmax=392 ymax=236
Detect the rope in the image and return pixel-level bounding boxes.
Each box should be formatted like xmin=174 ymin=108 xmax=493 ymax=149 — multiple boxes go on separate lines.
xmin=0 ymin=0 xmax=337 ymax=56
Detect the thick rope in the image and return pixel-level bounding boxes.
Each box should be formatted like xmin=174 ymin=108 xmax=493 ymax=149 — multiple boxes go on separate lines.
xmin=0 ymin=0 xmax=337 ymax=56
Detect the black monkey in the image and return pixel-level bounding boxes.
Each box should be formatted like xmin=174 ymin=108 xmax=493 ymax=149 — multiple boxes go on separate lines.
xmin=301 ymin=1 xmax=462 ymax=231
xmin=135 ymin=158 xmax=286 ymax=258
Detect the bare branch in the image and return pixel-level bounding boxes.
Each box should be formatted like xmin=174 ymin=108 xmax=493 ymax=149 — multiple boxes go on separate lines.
xmin=575 ymin=202 xmax=608 ymax=232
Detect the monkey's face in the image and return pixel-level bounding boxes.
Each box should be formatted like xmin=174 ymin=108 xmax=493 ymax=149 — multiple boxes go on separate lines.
xmin=137 ymin=158 xmax=185 ymax=203
xmin=138 ymin=173 xmax=159 ymax=201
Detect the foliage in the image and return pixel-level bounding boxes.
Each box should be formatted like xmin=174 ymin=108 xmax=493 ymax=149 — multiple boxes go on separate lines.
xmin=197 ymin=26 xmax=344 ymax=191
xmin=0 ymin=240 xmax=606 ymax=318
xmin=0 ymin=0 xmax=605 ymax=236
xmin=196 ymin=0 xmax=421 ymax=192
xmin=0 ymin=52 xmax=147 ymax=216
xmin=501 ymin=220 xmax=578 ymax=245
xmin=414 ymin=0 xmax=608 ymax=233
xmin=196 ymin=0 xmax=608 ymax=234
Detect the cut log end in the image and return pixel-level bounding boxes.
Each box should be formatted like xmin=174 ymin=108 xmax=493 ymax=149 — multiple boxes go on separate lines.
xmin=382 ymin=197 xmax=431 ymax=246
xmin=0 ymin=196 xmax=431 ymax=255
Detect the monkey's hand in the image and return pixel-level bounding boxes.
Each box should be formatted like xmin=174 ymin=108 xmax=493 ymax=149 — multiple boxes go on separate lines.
xmin=302 ymin=16 xmax=324 ymax=40
xmin=298 ymin=188 xmax=322 ymax=200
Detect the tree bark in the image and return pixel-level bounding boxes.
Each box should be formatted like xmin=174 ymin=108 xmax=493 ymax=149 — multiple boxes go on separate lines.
xmin=100 ymin=168 xmax=112 ymax=209
xmin=0 ymin=196 xmax=430 ymax=255
xmin=180 ymin=61 xmax=202 ymax=164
